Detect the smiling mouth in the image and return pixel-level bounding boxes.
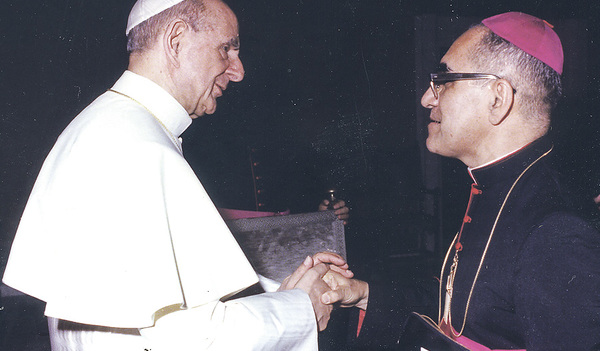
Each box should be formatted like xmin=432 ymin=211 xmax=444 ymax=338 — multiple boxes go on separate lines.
xmin=217 ymin=80 xmax=229 ymax=93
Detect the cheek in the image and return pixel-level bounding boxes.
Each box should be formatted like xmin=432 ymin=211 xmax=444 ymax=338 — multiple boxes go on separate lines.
xmin=194 ymin=77 xmax=215 ymax=97
xmin=439 ymin=95 xmax=479 ymax=131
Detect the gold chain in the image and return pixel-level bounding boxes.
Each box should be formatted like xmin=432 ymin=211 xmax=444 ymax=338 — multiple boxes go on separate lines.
xmin=107 ymin=89 xmax=183 ymax=154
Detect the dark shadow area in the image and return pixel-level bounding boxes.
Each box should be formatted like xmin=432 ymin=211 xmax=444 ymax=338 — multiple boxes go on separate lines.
xmin=0 ymin=293 xmax=50 ymax=350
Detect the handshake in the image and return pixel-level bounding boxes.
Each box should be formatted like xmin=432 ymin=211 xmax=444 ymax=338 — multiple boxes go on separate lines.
xmin=277 ymin=252 xmax=369 ymax=331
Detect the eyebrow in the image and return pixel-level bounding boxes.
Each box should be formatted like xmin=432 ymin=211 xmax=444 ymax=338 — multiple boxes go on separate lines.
xmin=229 ymin=36 xmax=240 ymax=50
xmin=436 ymin=62 xmax=450 ymax=73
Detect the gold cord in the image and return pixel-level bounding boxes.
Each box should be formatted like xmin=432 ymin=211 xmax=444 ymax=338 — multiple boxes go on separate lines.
xmin=107 ymin=89 xmax=183 ymax=154
xmin=438 ymin=146 xmax=554 ymax=337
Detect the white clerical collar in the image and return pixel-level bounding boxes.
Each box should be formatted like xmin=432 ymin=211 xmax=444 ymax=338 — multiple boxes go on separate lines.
xmin=467 ymin=142 xmax=532 ymax=183
xmin=111 ymin=71 xmax=192 ymax=138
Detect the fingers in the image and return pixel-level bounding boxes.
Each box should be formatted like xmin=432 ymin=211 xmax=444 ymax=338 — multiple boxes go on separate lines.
xmin=328 ymin=265 xmax=353 ymax=278
xmin=318 ymin=199 xmax=350 ymax=224
xmin=320 ymin=280 xmax=359 ymax=307
xmin=289 ymin=263 xmax=334 ymax=331
xmin=308 ymin=268 xmax=333 ymax=332
xmin=319 ymin=271 xmax=370 ymax=310
xmin=334 ymin=206 xmax=349 ymax=218
xmin=305 ymin=262 xmax=329 ymax=279
xmin=278 ymin=256 xmax=312 ymax=291
xmin=334 ymin=208 xmax=349 ymax=216
xmin=313 ymin=252 xmax=345 ymax=266
xmin=318 ymin=200 xmax=329 ymax=211
xmin=316 ymin=302 xmax=332 ymax=331
xmin=278 ymin=254 xmax=363 ymax=330
xmin=321 ymin=288 xmax=344 ymax=305
xmin=313 ymin=252 xmax=354 ymax=278
xmin=320 ymin=271 xmax=351 ymax=305
xmin=282 ymin=253 xmax=351 ymax=292
xmin=294 ymin=263 xmax=330 ymax=293
xmin=331 ymin=200 xmax=346 ymax=210
xmin=331 ymin=200 xmax=350 ymax=222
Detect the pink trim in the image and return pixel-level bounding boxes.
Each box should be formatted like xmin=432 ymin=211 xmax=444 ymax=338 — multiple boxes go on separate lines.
xmin=217 ymin=208 xmax=290 ymax=220
xmin=455 ymin=335 xmax=491 ymax=351
xmin=467 ymin=141 xmax=534 ymax=183
xmin=357 ymin=309 xmax=366 ymax=337
xmin=456 ymin=335 xmax=525 ymax=351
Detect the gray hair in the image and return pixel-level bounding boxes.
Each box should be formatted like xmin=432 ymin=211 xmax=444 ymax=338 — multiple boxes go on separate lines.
xmin=127 ymin=0 xmax=209 ymax=53
xmin=469 ymin=24 xmax=562 ymax=126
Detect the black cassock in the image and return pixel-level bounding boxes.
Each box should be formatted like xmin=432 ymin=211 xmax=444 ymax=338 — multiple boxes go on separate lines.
xmin=350 ymin=136 xmax=600 ymax=350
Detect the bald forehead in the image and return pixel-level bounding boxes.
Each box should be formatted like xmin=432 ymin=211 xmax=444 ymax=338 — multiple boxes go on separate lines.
xmin=440 ymin=26 xmax=487 ymax=72
xmin=204 ymin=0 xmax=237 ymax=27
xmin=202 ymin=0 xmax=240 ymax=51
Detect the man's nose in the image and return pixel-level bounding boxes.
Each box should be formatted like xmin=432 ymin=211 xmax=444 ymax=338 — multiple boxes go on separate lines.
xmin=421 ymin=86 xmax=437 ymax=109
xmin=226 ymin=55 xmax=244 ymax=82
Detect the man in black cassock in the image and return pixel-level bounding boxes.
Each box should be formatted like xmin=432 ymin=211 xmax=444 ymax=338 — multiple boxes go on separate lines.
xmin=318 ymin=12 xmax=600 ymax=350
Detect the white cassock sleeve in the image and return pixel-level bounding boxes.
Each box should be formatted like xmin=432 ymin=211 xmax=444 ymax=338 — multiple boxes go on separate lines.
xmin=140 ymin=290 xmax=318 ymax=351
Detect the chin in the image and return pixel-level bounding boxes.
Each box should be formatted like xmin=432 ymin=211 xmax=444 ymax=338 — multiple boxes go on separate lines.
xmin=203 ymin=100 xmax=218 ymax=115
xmin=194 ymin=106 xmax=215 ymax=117
xmin=425 ymin=138 xmax=435 ymax=152
xmin=425 ymin=139 xmax=443 ymax=156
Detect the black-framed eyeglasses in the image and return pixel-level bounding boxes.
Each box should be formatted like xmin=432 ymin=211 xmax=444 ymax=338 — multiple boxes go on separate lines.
xmin=429 ymin=72 xmax=515 ymax=99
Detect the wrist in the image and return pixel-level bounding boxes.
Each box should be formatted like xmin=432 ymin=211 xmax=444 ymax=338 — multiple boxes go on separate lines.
xmin=354 ymin=281 xmax=369 ymax=310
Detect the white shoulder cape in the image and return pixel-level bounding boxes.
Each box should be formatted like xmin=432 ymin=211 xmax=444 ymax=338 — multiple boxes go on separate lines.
xmin=3 ymin=71 xmax=258 ymax=328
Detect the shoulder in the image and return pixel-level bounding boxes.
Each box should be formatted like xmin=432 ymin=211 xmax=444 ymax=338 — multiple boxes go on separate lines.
xmin=518 ymin=211 xmax=600 ymax=272
xmin=507 ymin=158 xmax=579 ymax=227
xmin=55 ymin=92 xmax=175 ymax=157
xmin=532 ymin=211 xmax=600 ymax=244
xmin=71 ymin=92 xmax=164 ymax=140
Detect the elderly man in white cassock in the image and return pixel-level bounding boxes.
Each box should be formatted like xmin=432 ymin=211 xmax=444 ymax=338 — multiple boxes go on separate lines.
xmin=2 ymin=0 xmax=352 ymax=349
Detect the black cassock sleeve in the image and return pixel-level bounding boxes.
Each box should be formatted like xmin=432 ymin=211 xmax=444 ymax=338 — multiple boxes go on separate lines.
xmin=347 ymin=274 xmax=439 ymax=350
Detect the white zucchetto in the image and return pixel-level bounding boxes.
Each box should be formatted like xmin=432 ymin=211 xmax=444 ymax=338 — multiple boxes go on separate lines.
xmin=126 ymin=0 xmax=186 ymax=35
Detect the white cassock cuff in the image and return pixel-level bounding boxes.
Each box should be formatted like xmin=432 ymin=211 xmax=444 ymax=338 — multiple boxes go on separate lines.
xmin=140 ymin=289 xmax=318 ymax=350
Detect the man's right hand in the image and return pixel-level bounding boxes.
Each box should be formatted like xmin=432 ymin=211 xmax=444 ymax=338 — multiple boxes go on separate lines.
xmin=321 ymin=271 xmax=369 ymax=310
xmin=278 ymin=256 xmax=333 ymax=331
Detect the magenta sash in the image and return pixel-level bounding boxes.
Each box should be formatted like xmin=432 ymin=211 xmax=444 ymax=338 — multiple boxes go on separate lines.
xmin=456 ymin=335 xmax=525 ymax=351
xmin=217 ymin=208 xmax=290 ymax=220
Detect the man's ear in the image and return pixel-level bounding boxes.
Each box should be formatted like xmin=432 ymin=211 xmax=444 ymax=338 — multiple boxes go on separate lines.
xmin=162 ymin=19 xmax=189 ymax=68
xmin=488 ymin=79 xmax=514 ymax=125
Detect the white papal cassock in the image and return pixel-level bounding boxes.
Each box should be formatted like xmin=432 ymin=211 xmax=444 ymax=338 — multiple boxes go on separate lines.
xmin=3 ymin=71 xmax=318 ymax=350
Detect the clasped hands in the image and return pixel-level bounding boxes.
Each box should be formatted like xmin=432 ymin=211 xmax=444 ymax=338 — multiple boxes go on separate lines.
xmin=278 ymin=252 xmax=369 ymax=331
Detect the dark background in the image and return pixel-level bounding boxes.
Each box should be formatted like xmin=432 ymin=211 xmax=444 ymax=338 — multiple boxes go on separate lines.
xmin=1 ymin=0 xmax=599 ymax=349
